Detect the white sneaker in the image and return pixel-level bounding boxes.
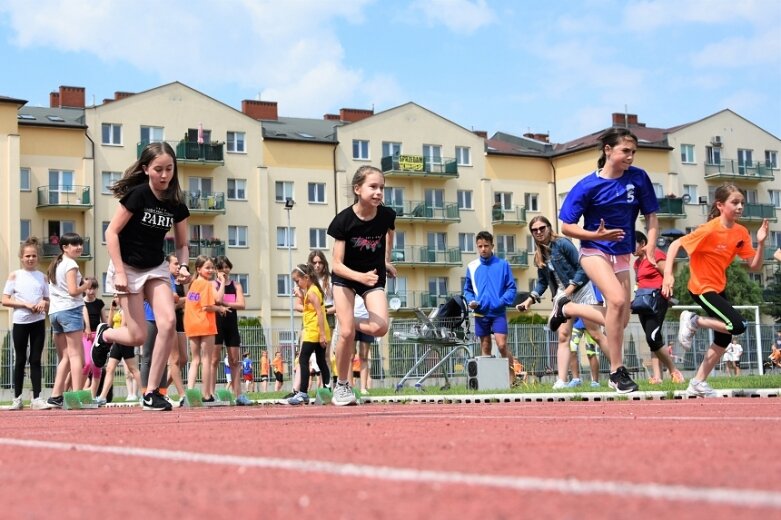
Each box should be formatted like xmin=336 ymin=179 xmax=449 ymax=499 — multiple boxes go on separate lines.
xmin=9 ymin=396 xmax=23 ymax=410
xmin=332 ymin=383 xmax=357 ymax=406
xmin=31 ymin=397 xmax=49 ymax=410
xmin=552 ymin=379 xmax=567 ymax=390
xmin=677 ymin=310 xmax=697 ymax=350
xmin=686 ymin=379 xmax=717 ymax=398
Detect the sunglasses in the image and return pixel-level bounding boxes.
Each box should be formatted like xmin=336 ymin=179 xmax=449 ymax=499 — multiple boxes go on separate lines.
xmin=531 ymin=225 xmax=548 ymax=234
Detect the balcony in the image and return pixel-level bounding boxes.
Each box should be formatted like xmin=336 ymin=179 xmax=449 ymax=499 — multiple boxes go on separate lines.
xmin=36 ymin=186 xmax=92 ymax=211
xmin=41 ymin=237 xmax=92 ymax=259
xmin=492 ymin=205 xmax=527 ymax=226
xmin=495 ymin=251 xmax=529 ymax=268
xmin=137 ymin=140 xmax=224 ymax=167
xmin=390 ymin=246 xmax=462 ymax=267
xmin=386 ymin=291 xmax=461 ymax=310
xmin=390 ymin=201 xmax=460 ymax=223
xmin=380 ymin=154 xmax=459 ymax=179
xmin=164 ymin=238 xmax=226 ymax=259
xmin=704 ymin=159 xmax=776 ymax=182
xmin=742 ymin=203 xmax=777 ymax=222
xmin=655 ymin=197 xmax=687 ymax=219
xmin=186 ymin=191 xmax=226 ymax=216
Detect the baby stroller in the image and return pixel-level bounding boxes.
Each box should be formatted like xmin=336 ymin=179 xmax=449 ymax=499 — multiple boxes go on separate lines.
xmin=393 ymin=295 xmax=473 ymax=391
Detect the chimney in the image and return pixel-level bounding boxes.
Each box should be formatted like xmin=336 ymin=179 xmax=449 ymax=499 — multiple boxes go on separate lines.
xmin=612 ymin=112 xmax=640 ymax=127
xmin=59 ymin=86 xmax=85 ymax=108
xmin=534 ymin=133 xmax=549 ymax=143
xmin=339 ymin=108 xmax=373 ymax=122
xmin=114 ymin=91 xmax=135 ymax=101
xmin=323 ymin=113 xmax=341 ymax=121
xmin=50 ymin=92 xmax=60 ymax=108
xmin=242 ymin=99 xmax=278 ymax=120
xmin=472 ymin=130 xmax=487 ymax=139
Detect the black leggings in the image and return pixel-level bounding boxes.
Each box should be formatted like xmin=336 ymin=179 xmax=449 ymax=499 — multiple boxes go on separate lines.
xmin=690 ymin=290 xmax=747 ymax=348
xmin=12 ymin=320 xmax=46 ymax=398
xmin=298 ymin=341 xmax=330 ymax=393
xmin=638 ymin=297 xmax=669 ymax=351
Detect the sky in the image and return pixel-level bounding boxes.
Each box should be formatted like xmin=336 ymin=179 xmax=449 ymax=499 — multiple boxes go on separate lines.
xmin=1 ymin=0 xmax=780 ymax=143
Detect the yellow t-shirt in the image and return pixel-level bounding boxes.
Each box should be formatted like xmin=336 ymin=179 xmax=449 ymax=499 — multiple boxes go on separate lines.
xmin=300 ymin=285 xmax=331 ymax=343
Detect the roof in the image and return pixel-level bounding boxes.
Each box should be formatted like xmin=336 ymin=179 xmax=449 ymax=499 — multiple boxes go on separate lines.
xmin=0 ymin=94 xmax=27 ymax=106
xmin=262 ymin=116 xmax=343 ymax=143
xmin=16 ymin=106 xmax=86 ymax=129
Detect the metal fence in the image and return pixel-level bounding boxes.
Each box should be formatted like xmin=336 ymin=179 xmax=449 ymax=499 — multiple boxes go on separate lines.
xmin=2 ymin=319 xmax=779 ymax=393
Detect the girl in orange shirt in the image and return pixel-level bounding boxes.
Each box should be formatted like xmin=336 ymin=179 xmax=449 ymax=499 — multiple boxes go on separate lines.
xmin=184 ymin=255 xmax=228 ymax=402
xmin=663 ymin=184 xmax=767 ymax=397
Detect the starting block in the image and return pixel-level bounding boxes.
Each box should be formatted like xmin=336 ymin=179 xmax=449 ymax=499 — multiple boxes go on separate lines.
xmin=214 ymin=389 xmax=235 ymax=406
xmin=184 ymin=388 xmax=204 ymax=408
xmin=63 ymin=390 xmax=97 ymax=410
xmin=314 ymin=387 xmax=332 ymax=405
xmin=353 ymin=388 xmax=363 ymax=404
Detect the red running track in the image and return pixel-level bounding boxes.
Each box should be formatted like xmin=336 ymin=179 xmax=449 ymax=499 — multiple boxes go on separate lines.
xmin=0 ymin=399 xmax=779 ymax=519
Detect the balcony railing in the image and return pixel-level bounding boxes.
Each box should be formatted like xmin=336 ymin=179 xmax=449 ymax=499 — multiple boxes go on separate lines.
xmin=185 ymin=191 xmax=226 ymax=215
xmin=137 ymin=140 xmax=224 ymax=166
xmin=386 ymin=291 xmax=462 ymax=310
xmin=389 ymin=246 xmax=462 ymax=267
xmin=655 ymin=197 xmax=687 ymax=219
xmin=742 ymin=203 xmax=777 ymax=222
xmin=41 ymin=237 xmax=92 ymax=258
xmin=380 ymin=154 xmax=459 ymax=178
xmin=390 ymin=201 xmax=460 ymax=222
xmin=492 ymin=205 xmax=527 ymax=225
xmin=495 ymin=251 xmax=529 ymax=267
xmin=36 ymin=186 xmax=92 ymax=211
xmin=164 ymin=238 xmax=226 ymax=259
xmin=704 ymin=159 xmax=776 ymax=181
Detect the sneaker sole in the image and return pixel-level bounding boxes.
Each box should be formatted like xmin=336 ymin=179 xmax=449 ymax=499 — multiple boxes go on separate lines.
xmin=608 ymin=381 xmax=638 ymax=394
xmin=142 ymin=405 xmax=172 ymax=411
xmin=332 ymin=398 xmax=357 ymax=406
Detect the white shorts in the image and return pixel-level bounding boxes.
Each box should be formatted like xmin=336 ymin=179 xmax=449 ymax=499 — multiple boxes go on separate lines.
xmin=106 ymin=260 xmax=170 ymax=295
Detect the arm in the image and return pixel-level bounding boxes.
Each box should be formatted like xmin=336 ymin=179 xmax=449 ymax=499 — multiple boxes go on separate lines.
xmin=385 ymin=229 xmax=397 ymax=278
xmin=561 ymin=219 xmax=625 ymax=243
xmin=331 ymin=240 xmax=379 ymax=286
xmin=83 ymin=306 xmax=91 ymax=334
xmin=173 ymin=218 xmax=190 ymax=269
xmin=105 ymin=204 xmax=134 ymax=291
xmin=500 ymin=263 xmax=517 ymax=307
xmin=309 ymin=291 xmax=327 ymax=345
xmin=560 ymin=239 xmax=588 ymax=293
xmin=661 ymin=238 xmax=684 ymax=298
xmin=227 ymin=281 xmax=245 ymax=311
xmin=463 ymin=267 xmax=476 ymax=303
xmin=65 ymin=267 xmax=91 ymax=297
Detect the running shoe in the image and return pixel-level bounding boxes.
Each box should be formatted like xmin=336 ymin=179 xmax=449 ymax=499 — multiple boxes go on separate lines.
xmin=45 ymin=395 xmax=63 ymax=409
xmin=94 ymin=396 xmax=107 ymax=407
xmin=677 ymin=311 xmax=697 ymax=350
xmin=142 ymin=389 xmax=173 ymax=411
xmin=31 ymin=397 xmax=49 ymax=410
xmin=567 ymin=378 xmax=583 ymax=388
xmin=608 ymin=366 xmax=639 ymax=394
xmin=547 ymin=293 xmax=571 ymax=332
xmin=332 ymin=382 xmax=357 ymax=406
xmin=90 ymin=323 xmax=111 ymax=368
xmin=671 ymin=369 xmax=685 ymax=384
xmin=686 ymin=379 xmax=717 ymax=398
xmin=282 ymin=391 xmax=296 ymax=399
xmin=8 ymin=396 xmax=23 ymax=410
xmin=236 ymin=394 xmax=253 ymax=406
xmin=648 ymin=376 xmax=663 ymax=385
xmin=590 ymin=380 xmax=601 ymax=388
xmin=287 ymin=391 xmax=310 ymax=406
xmin=552 ymin=379 xmax=567 ymax=390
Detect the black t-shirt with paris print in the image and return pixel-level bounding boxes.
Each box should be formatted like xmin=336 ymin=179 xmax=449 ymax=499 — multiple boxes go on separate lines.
xmin=118 ymin=183 xmax=189 ymax=269
xmin=327 ymin=205 xmax=396 ymax=277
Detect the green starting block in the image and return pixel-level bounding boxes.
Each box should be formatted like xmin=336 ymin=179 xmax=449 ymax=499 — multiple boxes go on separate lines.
xmin=63 ymin=390 xmax=97 ymax=410
xmin=314 ymin=387 xmax=332 ymax=405
xmin=353 ymin=388 xmax=363 ymax=404
xmin=215 ymin=389 xmax=235 ymax=406
xmin=184 ymin=388 xmax=204 ymax=408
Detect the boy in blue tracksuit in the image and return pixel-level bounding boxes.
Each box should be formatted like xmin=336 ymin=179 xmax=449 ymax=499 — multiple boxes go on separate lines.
xmin=463 ymin=231 xmax=518 ymax=383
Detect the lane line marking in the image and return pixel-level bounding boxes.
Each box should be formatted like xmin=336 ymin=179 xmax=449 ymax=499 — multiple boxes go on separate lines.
xmin=0 ymin=437 xmax=779 ymax=509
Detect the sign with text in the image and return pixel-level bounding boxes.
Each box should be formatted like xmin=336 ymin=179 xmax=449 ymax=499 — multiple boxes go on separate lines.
xmin=397 ymin=154 xmax=424 ymax=171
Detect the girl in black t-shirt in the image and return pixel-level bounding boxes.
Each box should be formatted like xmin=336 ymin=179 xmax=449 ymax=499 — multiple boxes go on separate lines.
xmin=327 ymin=165 xmax=396 ymax=406
xmin=91 ymin=142 xmax=190 ymax=412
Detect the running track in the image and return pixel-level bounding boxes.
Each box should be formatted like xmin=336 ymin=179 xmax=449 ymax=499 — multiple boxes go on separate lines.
xmin=1 ymin=399 xmax=779 ymax=519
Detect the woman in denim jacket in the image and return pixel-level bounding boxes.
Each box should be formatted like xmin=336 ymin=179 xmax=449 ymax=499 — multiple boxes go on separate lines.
xmin=516 ymin=216 xmax=608 ymax=389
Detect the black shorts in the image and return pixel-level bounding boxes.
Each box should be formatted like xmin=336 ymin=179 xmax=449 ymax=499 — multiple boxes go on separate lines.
xmin=352 ymin=370 xmax=361 ymax=378
xmin=332 ymin=274 xmax=385 ymax=298
xmin=260 ymin=375 xmax=269 ymax=382
xmin=109 ymin=343 xmax=135 ymax=361
xmin=274 ymin=371 xmax=283 ymax=383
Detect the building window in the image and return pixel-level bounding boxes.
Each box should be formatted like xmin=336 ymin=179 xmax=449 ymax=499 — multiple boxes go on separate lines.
xmin=227 ymin=131 xmax=246 ymax=153
xmin=382 ymin=141 xmax=401 ymax=158
xmin=228 ymin=225 xmax=248 ymax=247
xmin=277 ymin=274 xmax=292 ymax=296
xmin=423 ymin=144 xmax=442 ymax=164
xmin=495 ymin=192 xmax=512 ymax=210
xmin=738 ymin=149 xmax=753 ymax=174
xmin=275 ymin=181 xmax=293 ymax=203
xmin=101 ymin=221 xmax=110 ymax=243
xmin=227 ymin=179 xmax=246 ymax=200
xmin=652 ymin=183 xmax=664 ymax=198
xmin=309 ymin=228 xmax=327 ymax=249
xmin=234 ymin=274 xmax=250 ymax=296
xmin=20 ymin=167 xmax=31 ymax=191
xmin=766 ymin=150 xmax=778 ymax=169
xmin=424 ymin=188 xmax=444 ymax=208
xmin=101 ymin=171 xmax=122 ymax=194
xmin=706 ymin=146 xmax=721 ymax=165
xmin=745 ymin=189 xmax=758 ymax=204
xmin=683 ymin=185 xmax=698 ymax=203
xmin=386 ymin=276 xmax=407 ymax=300
xmin=456 ymin=146 xmax=471 ymax=166
xmin=20 ymin=219 xmax=31 ymax=240
xmin=770 ymin=190 xmax=781 ymax=209
xmin=496 ymin=234 xmax=516 ymax=254
xmin=771 ymin=231 xmax=781 ymax=249
xmin=140 ymin=126 xmax=163 ymax=144
xmin=457 ymin=190 xmax=473 ymax=210
xmin=459 ymin=232 xmax=475 ymax=253
xmin=308 ymin=182 xmax=326 ymax=204
xmin=276 ymin=227 xmax=295 ymax=248
xmin=188 ymin=177 xmax=213 ymax=199
xmin=102 ymin=123 xmax=122 ymax=145
xmin=680 ymin=144 xmax=695 ymax=164
xmin=524 ymin=193 xmax=539 ymax=212
xmin=353 ymin=139 xmax=369 ymax=160
xmin=428 ymin=277 xmax=449 ymax=303
xmin=385 ymin=187 xmax=404 ymax=213
xmin=393 ymin=231 xmax=406 ymax=251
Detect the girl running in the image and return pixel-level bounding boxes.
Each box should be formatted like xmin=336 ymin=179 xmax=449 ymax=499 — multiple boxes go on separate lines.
xmin=663 ymin=184 xmax=767 ymax=397
xmin=328 ymin=165 xmax=396 ymax=406
xmin=288 ymin=263 xmax=331 ymax=405
xmin=94 ymin=298 xmax=142 ymax=406
xmin=2 ymin=237 xmax=50 ymax=410
xmin=90 ymin=141 xmax=190 ymax=411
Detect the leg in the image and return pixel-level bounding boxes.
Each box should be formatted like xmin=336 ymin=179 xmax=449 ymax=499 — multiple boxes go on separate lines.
xmin=356 ymin=289 xmax=389 ymax=337
xmin=99 ymin=358 xmax=121 ymax=400
xmin=28 ymin=321 xmax=46 ymax=399
xmin=228 ymin=347 xmax=242 ymax=397
xmin=187 ymin=337 xmax=202 ymax=390
xmin=333 ymin=285 xmax=357 ymax=382
xmin=297 ymin=342 xmax=315 ymax=394
xmin=64 ymin=331 xmax=84 ymax=392
xmin=201 ymin=337 xmax=216 ymax=399
xmin=554 ymin=321 xmax=574 ymax=384
xmin=12 ymin=324 xmax=30 ymax=399
xmin=144 ymin=279 xmax=176 ymax=394
xmin=359 ymin=341 xmax=371 ymax=392
xmin=315 ymin=345 xmax=330 ymax=389
xmin=139 ymin=321 xmax=157 ymax=393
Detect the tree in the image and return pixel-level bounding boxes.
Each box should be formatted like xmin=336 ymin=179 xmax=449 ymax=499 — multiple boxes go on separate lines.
xmin=672 ymin=259 xmax=765 ymax=319
xmin=762 ymin=265 xmax=781 ymax=322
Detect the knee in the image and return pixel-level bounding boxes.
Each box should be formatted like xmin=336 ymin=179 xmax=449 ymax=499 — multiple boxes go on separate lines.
xmin=367 ymin=320 xmax=388 ymax=337
xmin=730 ymin=321 xmax=747 ymax=336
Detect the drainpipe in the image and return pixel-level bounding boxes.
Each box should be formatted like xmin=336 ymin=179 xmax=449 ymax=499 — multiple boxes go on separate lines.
xmin=86 ymin=130 xmax=97 ymax=278
xmin=332 ymin=142 xmax=339 ymax=216
xmin=550 ymin=158 xmax=559 ymax=233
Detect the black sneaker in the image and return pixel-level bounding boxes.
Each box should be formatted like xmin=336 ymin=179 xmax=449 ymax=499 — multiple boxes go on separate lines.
xmin=609 ymin=366 xmax=639 ymax=394
xmin=142 ymin=389 xmax=173 ymax=411
xmin=547 ymin=294 xmax=571 ymax=332
xmin=90 ymin=323 xmax=111 ymax=369
xmin=46 ymin=395 xmax=63 ymax=409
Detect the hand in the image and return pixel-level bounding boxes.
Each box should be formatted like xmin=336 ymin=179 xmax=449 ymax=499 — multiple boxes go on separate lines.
xmin=468 ymin=300 xmax=478 ymax=310
xmin=595 ymin=219 xmax=625 ymax=242
xmin=662 ymin=273 xmax=674 ymax=298
xmin=113 ymin=272 xmax=128 ymax=292
xmin=516 ymin=298 xmax=531 ymax=312
xmin=361 ymin=269 xmax=379 ymax=286
xmin=385 ymin=261 xmax=397 ymax=279
xmin=757 ymin=219 xmax=769 ymax=244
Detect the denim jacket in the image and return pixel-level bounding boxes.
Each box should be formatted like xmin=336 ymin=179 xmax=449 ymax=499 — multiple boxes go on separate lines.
xmin=530 ymin=237 xmax=588 ymax=301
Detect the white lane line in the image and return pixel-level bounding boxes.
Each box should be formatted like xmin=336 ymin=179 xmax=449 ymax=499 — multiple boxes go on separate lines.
xmin=361 ymin=412 xmax=781 ymax=422
xmin=0 ymin=437 xmax=779 ymax=509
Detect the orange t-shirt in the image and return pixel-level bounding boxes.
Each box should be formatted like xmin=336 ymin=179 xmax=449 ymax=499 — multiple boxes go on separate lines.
xmin=184 ymin=277 xmax=217 ymax=337
xmin=352 ymin=354 xmax=361 ymax=372
xmin=260 ymin=356 xmax=270 ymax=376
xmin=680 ymin=218 xmax=754 ymax=294
xmin=272 ymin=356 xmax=283 ymax=374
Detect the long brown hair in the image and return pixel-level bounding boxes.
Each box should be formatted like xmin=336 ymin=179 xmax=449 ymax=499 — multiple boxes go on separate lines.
xmin=292 ymin=263 xmax=324 ymax=300
xmin=708 ymin=184 xmax=743 ymax=221
xmin=308 ymin=250 xmax=330 ymax=296
xmin=111 ymin=141 xmax=182 ymax=204
xmin=47 ymin=232 xmax=83 ymax=281
xmin=529 ymin=215 xmax=563 ymax=269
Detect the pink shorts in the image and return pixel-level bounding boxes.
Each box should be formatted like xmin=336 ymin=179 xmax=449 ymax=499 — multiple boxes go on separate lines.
xmin=82 ymin=333 xmax=102 ymax=379
xmin=580 ymin=247 xmax=631 ymax=273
